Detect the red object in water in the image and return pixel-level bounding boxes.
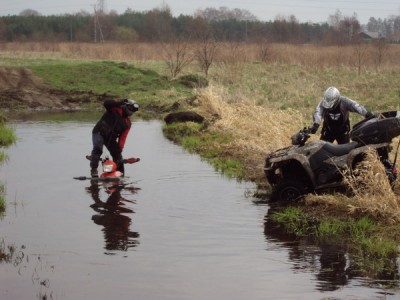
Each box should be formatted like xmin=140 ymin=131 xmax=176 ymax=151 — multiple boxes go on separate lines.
xmin=100 ymin=171 xmax=124 ymax=178
xmin=100 ymin=160 xmax=124 ymax=178
xmin=84 ymin=155 xmax=140 ymax=178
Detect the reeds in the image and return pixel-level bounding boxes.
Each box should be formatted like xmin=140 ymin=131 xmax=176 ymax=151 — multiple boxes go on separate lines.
xmin=1 ymin=42 xmax=400 ymax=71
xmin=306 ymin=150 xmax=400 ymax=223
xmin=195 ymin=85 xmax=308 ymax=179
xmin=0 ymin=184 xmax=5 ymax=213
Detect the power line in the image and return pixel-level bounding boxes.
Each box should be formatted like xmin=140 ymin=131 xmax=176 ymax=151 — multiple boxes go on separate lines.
xmin=200 ymin=0 xmax=399 ymax=12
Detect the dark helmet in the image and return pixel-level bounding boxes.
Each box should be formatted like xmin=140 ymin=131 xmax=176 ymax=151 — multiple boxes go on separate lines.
xmin=122 ymin=99 xmax=139 ymax=116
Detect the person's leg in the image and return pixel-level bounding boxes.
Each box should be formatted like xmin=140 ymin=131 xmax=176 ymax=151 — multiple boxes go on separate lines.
xmin=90 ymin=132 xmax=104 ymax=177
xmin=336 ymin=132 xmax=350 ymax=144
xmin=106 ymin=140 xmax=125 ymax=174
xmin=320 ymin=128 xmax=335 ymax=143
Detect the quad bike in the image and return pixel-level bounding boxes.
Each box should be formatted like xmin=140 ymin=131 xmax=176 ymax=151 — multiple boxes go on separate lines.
xmin=264 ymin=111 xmax=400 ymax=201
xmin=73 ymin=156 xmax=140 ymax=181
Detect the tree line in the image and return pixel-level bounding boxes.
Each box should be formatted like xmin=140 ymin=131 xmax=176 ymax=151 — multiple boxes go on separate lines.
xmin=0 ymin=6 xmax=399 ymax=44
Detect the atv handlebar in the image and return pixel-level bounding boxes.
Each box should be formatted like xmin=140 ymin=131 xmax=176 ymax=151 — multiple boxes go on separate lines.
xmin=124 ymin=158 xmax=140 ymax=164
xmin=291 ymin=128 xmax=311 ymax=146
xmin=85 ymin=155 xmax=140 ymax=164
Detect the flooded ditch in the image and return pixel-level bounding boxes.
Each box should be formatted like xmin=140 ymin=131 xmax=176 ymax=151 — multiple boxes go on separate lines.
xmin=0 ymin=114 xmax=399 ymax=299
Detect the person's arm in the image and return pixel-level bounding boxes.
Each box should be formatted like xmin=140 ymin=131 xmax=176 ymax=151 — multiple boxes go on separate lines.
xmin=118 ymin=127 xmax=130 ymax=151
xmin=309 ymin=101 xmax=323 ymax=133
xmin=313 ymin=101 xmax=323 ymax=125
xmin=103 ymin=99 xmax=121 ymax=112
xmin=342 ymin=97 xmax=368 ymax=116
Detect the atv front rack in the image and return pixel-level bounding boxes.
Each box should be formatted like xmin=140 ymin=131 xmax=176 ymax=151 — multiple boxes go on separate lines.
xmin=266 ymin=146 xmax=292 ymax=159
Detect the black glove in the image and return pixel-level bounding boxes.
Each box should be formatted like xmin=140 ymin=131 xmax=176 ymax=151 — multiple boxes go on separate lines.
xmin=309 ymin=123 xmax=319 ymax=134
xmin=365 ymin=111 xmax=374 ymax=119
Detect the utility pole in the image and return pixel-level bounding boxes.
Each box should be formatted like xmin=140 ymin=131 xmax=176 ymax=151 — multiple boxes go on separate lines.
xmin=92 ymin=1 xmax=105 ymax=43
xmin=98 ymin=0 xmax=105 ymax=14
xmin=92 ymin=4 xmax=97 ymax=43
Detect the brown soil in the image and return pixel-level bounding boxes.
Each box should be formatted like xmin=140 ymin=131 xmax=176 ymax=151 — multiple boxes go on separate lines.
xmin=0 ymin=67 xmax=103 ymax=110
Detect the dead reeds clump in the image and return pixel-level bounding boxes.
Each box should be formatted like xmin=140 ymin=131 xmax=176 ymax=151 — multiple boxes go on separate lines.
xmin=197 ymin=85 xmax=306 ymax=150
xmin=195 ymin=85 xmax=307 ymax=179
xmin=306 ymin=150 xmax=400 ymax=223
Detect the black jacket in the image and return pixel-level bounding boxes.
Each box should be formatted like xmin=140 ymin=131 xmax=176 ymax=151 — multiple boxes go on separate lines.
xmin=93 ymin=100 xmax=131 ymax=150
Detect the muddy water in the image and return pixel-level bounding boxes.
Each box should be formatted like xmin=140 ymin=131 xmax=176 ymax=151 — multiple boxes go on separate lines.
xmin=0 ymin=117 xmax=398 ymax=299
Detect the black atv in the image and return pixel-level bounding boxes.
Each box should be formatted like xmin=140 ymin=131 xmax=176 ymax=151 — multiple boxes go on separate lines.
xmin=264 ymin=111 xmax=400 ymax=201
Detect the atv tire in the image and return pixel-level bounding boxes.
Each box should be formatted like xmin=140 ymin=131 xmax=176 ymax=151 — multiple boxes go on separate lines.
xmin=271 ymin=180 xmax=307 ymax=202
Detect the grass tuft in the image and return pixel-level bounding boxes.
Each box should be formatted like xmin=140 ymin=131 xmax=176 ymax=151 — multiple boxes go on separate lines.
xmin=271 ymin=206 xmax=310 ymax=236
xmin=0 ymin=126 xmax=16 ymax=147
xmin=305 ymin=150 xmax=400 ymax=223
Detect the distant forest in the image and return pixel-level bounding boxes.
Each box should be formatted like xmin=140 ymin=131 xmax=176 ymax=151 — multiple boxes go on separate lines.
xmin=1 ymin=6 xmax=399 ymax=44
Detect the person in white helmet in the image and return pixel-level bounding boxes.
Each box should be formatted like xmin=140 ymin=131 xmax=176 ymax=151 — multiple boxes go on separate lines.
xmin=309 ymin=87 xmax=373 ymax=144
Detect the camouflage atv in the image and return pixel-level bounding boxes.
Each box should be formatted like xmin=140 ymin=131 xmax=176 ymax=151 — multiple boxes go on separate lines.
xmin=264 ymin=111 xmax=400 ymax=201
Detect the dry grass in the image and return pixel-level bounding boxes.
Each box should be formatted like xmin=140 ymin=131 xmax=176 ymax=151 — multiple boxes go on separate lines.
xmin=1 ymin=42 xmax=400 ymax=71
xmin=197 ymin=85 xmax=306 ymax=150
xmin=305 ymin=150 xmax=400 ymax=224
xmin=194 ymin=85 xmax=308 ymax=180
xmin=0 ymin=42 xmax=164 ymax=61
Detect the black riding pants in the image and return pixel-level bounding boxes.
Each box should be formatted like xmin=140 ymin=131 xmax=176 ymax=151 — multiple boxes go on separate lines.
xmin=320 ymin=129 xmax=350 ymax=144
xmin=90 ymin=132 xmax=124 ymax=173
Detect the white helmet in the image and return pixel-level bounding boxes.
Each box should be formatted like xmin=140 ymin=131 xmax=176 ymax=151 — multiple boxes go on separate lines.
xmin=321 ymin=87 xmax=340 ymax=109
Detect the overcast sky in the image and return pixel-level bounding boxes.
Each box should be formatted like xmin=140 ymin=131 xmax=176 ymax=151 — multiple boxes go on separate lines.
xmin=2 ymin=0 xmax=400 ymax=24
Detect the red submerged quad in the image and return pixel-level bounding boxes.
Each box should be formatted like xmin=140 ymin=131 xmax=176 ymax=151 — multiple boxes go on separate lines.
xmin=100 ymin=158 xmax=124 ymax=178
xmin=264 ymin=111 xmax=400 ymax=201
xmin=74 ymin=156 xmax=140 ymax=181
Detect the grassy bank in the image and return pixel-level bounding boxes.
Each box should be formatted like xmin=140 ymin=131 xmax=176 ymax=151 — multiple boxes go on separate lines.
xmin=0 ymin=115 xmax=16 ymax=213
xmin=23 ymin=60 xmax=195 ymax=115
xmin=268 ymin=205 xmax=399 ymax=278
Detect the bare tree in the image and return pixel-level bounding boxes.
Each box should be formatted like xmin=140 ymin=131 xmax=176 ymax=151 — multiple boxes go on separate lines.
xmin=195 ymin=31 xmax=218 ymax=77
xmin=219 ymin=41 xmax=246 ymax=65
xmin=327 ymin=10 xmax=360 ymax=45
xmin=367 ymin=17 xmax=380 ymax=32
xmin=372 ymin=38 xmax=389 ymax=72
xmin=143 ymin=4 xmax=175 ymax=42
xmin=163 ymin=40 xmax=194 ymax=79
xmin=257 ymin=39 xmax=273 ymax=63
xmin=194 ymin=7 xmax=257 ymax=22
xmin=271 ymin=14 xmax=303 ymax=43
xmin=352 ymin=39 xmax=369 ymax=75
xmin=19 ymin=9 xmax=41 ymax=16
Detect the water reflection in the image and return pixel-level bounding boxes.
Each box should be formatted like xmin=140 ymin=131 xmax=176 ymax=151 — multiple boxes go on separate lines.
xmin=263 ymin=204 xmax=400 ymax=292
xmin=86 ymin=180 xmax=140 ymax=252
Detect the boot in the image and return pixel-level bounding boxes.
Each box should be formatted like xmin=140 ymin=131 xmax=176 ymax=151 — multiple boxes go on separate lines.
xmin=91 ymin=168 xmax=98 ymax=178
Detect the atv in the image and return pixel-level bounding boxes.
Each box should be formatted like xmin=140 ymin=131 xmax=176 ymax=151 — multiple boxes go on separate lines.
xmin=264 ymin=111 xmax=400 ymax=201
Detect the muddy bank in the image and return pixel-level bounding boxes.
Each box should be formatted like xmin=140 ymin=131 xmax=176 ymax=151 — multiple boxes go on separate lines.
xmin=0 ymin=67 xmax=112 ymax=110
